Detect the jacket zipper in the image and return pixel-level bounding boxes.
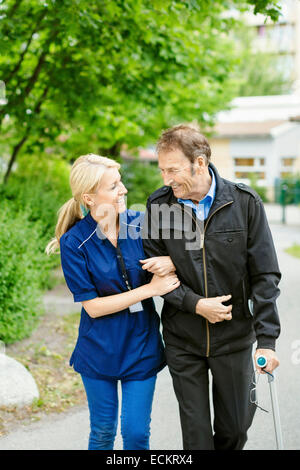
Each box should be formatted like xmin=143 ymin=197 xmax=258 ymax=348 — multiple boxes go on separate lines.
xmin=180 ymin=201 xmax=233 ymax=356
xmin=202 ymin=201 xmax=233 ymax=356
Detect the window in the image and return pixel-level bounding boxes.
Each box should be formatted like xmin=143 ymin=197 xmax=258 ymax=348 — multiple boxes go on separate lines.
xmin=281 ymin=157 xmax=295 ymax=167
xmin=233 ymin=156 xmax=266 ymax=182
xmin=235 ymin=171 xmax=265 ymax=179
xmin=235 ymin=171 xmax=250 ymax=179
xmin=280 ymin=171 xmax=293 ymax=178
xmin=257 ymin=25 xmax=266 ymax=37
xmin=234 ymin=158 xmax=255 ymax=166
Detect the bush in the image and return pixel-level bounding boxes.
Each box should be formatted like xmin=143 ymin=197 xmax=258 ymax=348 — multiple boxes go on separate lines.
xmin=274 ymin=175 xmax=300 ymax=205
xmin=0 ymin=156 xmax=72 ymax=343
xmin=0 ymin=201 xmax=48 ymax=344
xmin=248 ymin=173 xmax=269 ymax=203
xmin=121 ymin=160 xmax=162 ymax=209
xmin=0 ymin=156 xmax=71 ymax=289
xmin=0 ymin=155 xmax=71 ymax=238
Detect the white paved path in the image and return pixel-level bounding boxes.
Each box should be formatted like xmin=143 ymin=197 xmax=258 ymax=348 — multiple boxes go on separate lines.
xmin=1 ymin=218 xmax=299 ymax=450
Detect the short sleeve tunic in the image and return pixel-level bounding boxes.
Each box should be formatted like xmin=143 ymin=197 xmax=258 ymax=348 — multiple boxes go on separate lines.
xmin=60 ymin=210 xmax=166 ymax=381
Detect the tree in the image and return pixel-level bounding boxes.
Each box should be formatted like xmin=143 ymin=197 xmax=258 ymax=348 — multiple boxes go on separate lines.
xmin=0 ymin=0 xmax=282 ymax=182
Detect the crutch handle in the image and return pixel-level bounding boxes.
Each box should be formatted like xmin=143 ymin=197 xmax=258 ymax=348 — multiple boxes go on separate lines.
xmin=256 ymin=355 xmax=268 ymax=368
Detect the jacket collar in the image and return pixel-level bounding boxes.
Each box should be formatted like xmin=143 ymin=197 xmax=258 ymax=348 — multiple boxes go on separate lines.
xmin=207 ymin=163 xmax=234 ymax=217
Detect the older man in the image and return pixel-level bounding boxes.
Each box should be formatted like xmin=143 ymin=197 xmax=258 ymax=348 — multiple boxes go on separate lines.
xmin=142 ymin=124 xmax=281 ymax=450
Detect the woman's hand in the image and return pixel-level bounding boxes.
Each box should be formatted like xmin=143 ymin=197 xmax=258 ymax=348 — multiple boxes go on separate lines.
xmin=149 ymin=273 xmax=180 ymax=296
xmin=140 ymin=256 xmax=176 ymax=276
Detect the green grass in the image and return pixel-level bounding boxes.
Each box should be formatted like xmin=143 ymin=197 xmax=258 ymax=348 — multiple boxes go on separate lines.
xmin=285 ymin=244 xmax=300 ymax=259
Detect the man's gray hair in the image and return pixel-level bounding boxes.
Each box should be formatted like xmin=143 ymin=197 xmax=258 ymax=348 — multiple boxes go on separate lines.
xmin=156 ymin=123 xmax=211 ymax=165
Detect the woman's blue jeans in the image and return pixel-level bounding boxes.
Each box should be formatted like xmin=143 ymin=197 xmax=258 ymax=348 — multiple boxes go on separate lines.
xmin=81 ymin=374 xmax=157 ymax=450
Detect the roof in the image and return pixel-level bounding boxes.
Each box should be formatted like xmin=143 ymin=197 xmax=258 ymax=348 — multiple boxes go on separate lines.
xmin=211 ymin=120 xmax=286 ymax=138
xmin=217 ymin=95 xmax=300 ymax=123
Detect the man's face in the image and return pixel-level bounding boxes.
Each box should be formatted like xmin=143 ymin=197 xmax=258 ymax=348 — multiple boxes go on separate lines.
xmin=158 ymin=149 xmax=198 ymax=199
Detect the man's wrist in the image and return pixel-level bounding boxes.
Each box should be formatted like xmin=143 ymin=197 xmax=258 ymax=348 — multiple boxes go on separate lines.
xmin=256 ymin=335 xmax=276 ymax=351
xmin=195 ymin=297 xmax=205 ymax=315
xmin=183 ymin=292 xmax=203 ymax=315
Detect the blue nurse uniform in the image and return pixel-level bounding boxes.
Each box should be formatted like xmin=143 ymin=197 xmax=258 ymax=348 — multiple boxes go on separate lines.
xmin=60 ymin=210 xmax=166 ymax=381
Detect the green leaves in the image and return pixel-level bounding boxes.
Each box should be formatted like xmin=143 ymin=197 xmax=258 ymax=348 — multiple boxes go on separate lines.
xmin=247 ymin=0 xmax=282 ymax=21
xmin=0 ymin=0 xmax=283 ymax=180
xmin=0 ymin=0 xmax=283 ymax=344
xmin=0 ymin=202 xmax=44 ymax=343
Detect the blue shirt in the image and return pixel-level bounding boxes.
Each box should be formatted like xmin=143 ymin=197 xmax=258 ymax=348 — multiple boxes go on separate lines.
xmin=177 ymin=168 xmax=216 ymax=220
xmin=60 ymin=210 xmax=166 ymax=381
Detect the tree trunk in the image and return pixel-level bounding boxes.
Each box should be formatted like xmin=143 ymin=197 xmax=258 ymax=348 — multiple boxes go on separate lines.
xmin=3 ymin=133 xmax=29 ymax=184
xmin=0 ymin=28 xmax=58 ymax=124
xmin=7 ymin=0 xmax=23 ymax=18
xmin=3 ymin=85 xmax=49 ymax=184
xmin=102 ymin=141 xmax=121 ymax=158
xmin=4 ymin=10 xmax=47 ymax=85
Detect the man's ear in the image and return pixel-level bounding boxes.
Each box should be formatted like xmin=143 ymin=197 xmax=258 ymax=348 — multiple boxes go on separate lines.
xmin=195 ymin=155 xmax=206 ymax=173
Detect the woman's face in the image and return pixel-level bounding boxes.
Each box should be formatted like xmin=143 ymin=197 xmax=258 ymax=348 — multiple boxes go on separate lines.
xmin=85 ymin=167 xmax=128 ymax=218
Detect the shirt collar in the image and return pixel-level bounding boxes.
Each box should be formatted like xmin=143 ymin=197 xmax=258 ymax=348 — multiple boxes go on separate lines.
xmin=84 ymin=210 xmax=129 ymax=242
xmin=85 ymin=211 xmax=98 ymax=229
xmin=205 ymin=167 xmax=216 ymax=202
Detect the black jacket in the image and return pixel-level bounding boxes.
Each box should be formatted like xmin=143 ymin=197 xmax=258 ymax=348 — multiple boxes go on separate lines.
xmin=142 ymin=163 xmax=281 ymax=357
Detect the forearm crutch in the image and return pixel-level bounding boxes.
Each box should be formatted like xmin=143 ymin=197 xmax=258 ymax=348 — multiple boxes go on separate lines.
xmin=256 ymin=355 xmax=284 ymax=450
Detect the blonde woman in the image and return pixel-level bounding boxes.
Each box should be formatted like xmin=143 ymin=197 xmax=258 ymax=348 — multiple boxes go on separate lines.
xmin=46 ymin=154 xmax=179 ymax=450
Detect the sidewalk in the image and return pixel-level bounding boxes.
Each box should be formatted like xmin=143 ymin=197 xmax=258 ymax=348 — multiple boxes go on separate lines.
xmin=264 ymin=203 xmax=300 ymax=226
xmin=0 ymin=221 xmax=299 ymax=450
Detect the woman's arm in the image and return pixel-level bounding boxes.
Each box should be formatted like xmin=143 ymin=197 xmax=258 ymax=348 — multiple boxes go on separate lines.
xmin=82 ymin=273 xmax=180 ymax=318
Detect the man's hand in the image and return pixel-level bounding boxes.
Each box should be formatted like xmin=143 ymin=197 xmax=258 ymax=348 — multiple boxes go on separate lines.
xmin=140 ymin=256 xmax=176 ymax=276
xmin=254 ymin=349 xmax=279 ymax=375
xmin=195 ymin=295 xmax=232 ymax=323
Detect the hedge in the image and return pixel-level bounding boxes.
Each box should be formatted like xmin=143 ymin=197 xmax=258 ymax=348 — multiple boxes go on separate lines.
xmin=0 ymin=201 xmax=48 ymax=343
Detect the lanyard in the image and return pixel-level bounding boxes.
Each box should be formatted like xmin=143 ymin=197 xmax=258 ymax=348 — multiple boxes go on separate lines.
xmin=115 ymin=242 xmax=144 ymax=314
xmin=116 ymin=243 xmax=132 ymax=291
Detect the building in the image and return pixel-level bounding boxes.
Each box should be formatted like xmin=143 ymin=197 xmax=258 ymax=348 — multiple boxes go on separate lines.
xmin=209 ymin=95 xmax=300 ymax=200
xmin=125 ymin=2 xmax=300 ymax=202
xmin=133 ymin=95 xmax=300 ymax=202
xmin=242 ymin=0 xmax=300 ymax=93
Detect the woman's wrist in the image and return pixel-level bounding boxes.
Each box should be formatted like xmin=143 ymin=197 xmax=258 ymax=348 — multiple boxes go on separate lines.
xmin=138 ymin=283 xmax=155 ymax=299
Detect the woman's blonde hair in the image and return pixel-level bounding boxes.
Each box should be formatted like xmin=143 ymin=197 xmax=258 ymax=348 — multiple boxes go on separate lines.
xmin=46 ymin=154 xmax=120 ymax=255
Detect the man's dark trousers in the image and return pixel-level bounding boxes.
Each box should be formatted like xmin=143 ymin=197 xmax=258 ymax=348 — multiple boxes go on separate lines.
xmin=165 ymin=344 xmax=257 ymax=450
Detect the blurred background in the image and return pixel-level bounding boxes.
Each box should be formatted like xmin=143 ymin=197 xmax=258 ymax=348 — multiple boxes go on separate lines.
xmin=0 ymin=0 xmax=299 ymax=446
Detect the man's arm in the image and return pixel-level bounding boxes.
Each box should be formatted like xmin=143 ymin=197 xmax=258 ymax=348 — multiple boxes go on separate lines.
xmin=142 ymin=198 xmax=234 ymax=320
xmin=247 ymin=195 xmax=281 ymax=352
xmin=142 ymin=199 xmax=203 ymax=313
